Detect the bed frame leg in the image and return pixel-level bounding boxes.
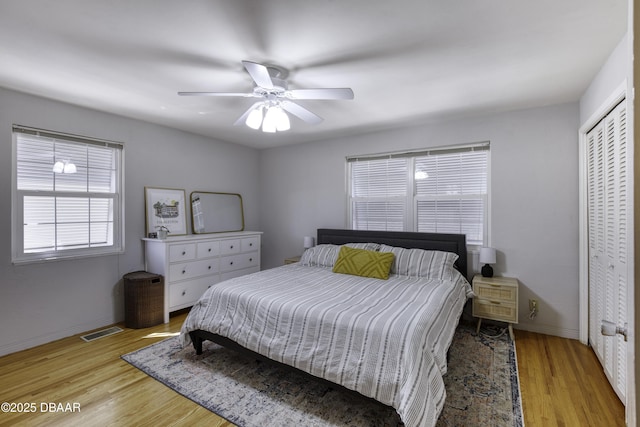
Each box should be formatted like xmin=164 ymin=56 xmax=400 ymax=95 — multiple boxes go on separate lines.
xmin=190 ymin=332 xmax=204 ymax=355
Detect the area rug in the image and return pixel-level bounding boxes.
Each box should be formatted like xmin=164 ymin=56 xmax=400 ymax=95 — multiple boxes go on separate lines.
xmin=122 ymin=322 xmax=523 ymax=427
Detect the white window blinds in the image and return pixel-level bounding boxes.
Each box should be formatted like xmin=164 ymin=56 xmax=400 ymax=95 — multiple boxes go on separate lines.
xmin=348 ymin=144 xmax=489 ymax=245
xmin=350 ymin=158 xmax=407 ymax=231
xmin=12 ymin=125 xmax=124 ymax=263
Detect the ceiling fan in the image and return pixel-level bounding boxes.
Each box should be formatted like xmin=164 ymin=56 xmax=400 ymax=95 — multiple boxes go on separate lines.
xmin=178 ymin=60 xmax=354 ymax=132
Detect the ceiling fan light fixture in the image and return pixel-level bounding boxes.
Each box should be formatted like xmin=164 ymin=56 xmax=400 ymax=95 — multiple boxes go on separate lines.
xmin=274 ymin=106 xmax=290 ymax=131
xmin=179 ymin=60 xmax=353 ymax=131
xmin=262 ymin=106 xmax=278 ymax=133
xmin=246 ymin=105 xmax=264 ymax=130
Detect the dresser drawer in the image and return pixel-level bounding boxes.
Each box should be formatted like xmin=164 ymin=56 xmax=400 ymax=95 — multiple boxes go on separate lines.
xmin=169 ymin=243 xmax=196 ymax=262
xmin=169 ymin=258 xmax=220 ymax=281
xmin=196 ymin=241 xmax=220 ymax=258
xmin=220 ymin=252 xmax=260 ymax=272
xmin=241 ymin=236 xmax=259 ymax=252
xmin=219 ymin=239 xmax=241 ymax=255
xmin=169 ymin=276 xmax=219 ymax=309
xmin=473 ymin=298 xmax=518 ymax=323
xmin=474 ymin=283 xmax=517 ymax=302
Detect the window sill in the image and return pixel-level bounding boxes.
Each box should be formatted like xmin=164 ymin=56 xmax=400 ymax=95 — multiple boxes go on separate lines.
xmin=12 ymin=247 xmax=125 ymax=265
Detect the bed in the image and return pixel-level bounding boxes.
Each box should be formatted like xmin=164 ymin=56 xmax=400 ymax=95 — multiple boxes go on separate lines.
xmin=179 ymin=228 xmax=472 ymax=427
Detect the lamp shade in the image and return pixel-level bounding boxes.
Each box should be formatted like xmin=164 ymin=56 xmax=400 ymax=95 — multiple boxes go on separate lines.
xmin=245 ymin=105 xmax=263 ymax=129
xmin=262 ymin=106 xmax=278 ymax=133
xmin=479 ymin=247 xmax=496 ymax=264
xmin=303 ymin=236 xmax=315 ymax=249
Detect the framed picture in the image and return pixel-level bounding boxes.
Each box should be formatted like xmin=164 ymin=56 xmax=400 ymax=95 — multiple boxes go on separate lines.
xmin=145 ymin=187 xmax=188 ymax=236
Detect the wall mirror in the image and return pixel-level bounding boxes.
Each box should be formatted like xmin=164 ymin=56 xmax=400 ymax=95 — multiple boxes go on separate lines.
xmin=190 ymin=191 xmax=244 ymax=234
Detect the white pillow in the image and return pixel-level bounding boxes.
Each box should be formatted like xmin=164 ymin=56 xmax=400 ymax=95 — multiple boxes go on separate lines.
xmin=344 ymin=242 xmax=381 ymax=251
xmin=300 ymin=243 xmax=381 ymax=267
xmin=379 ymin=244 xmax=459 ymax=279
xmin=300 ymin=244 xmax=340 ymax=267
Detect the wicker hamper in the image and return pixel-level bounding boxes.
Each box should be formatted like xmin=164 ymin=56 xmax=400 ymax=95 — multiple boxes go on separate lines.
xmin=124 ymin=271 xmax=164 ymax=328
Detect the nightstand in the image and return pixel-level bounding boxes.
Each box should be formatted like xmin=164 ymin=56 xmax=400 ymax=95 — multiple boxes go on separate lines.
xmin=472 ymin=275 xmax=519 ymax=340
xmin=284 ymin=256 xmax=301 ymax=265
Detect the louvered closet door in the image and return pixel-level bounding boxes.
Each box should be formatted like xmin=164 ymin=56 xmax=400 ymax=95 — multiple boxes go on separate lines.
xmin=587 ymin=120 xmax=605 ymax=364
xmin=587 ymin=100 xmax=627 ymax=402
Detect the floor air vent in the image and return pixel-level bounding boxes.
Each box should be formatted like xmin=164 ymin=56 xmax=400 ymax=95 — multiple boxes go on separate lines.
xmin=81 ymin=326 xmax=123 ymax=342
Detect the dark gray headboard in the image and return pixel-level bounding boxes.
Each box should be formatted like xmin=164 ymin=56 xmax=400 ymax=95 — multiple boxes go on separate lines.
xmin=317 ymin=228 xmax=468 ymax=279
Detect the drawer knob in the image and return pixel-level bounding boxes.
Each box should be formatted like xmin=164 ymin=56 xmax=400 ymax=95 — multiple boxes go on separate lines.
xmin=208 ymin=265 xmax=211 ymax=270
xmin=208 ymin=248 xmax=212 ymax=252
xmin=182 ymin=269 xmax=186 ymax=274
xmin=182 ymin=251 xmax=186 ymax=256
xmin=249 ymin=258 xmax=253 ymax=262
xmin=249 ymin=243 xmax=253 ymax=247
xmin=181 ymin=290 xmax=186 ymax=296
xmin=230 ymin=245 xmax=234 ymax=249
xmin=230 ymin=261 xmax=234 ymax=265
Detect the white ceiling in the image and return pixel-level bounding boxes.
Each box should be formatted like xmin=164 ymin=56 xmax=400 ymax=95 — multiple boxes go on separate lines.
xmin=0 ymin=1 xmax=628 ymax=149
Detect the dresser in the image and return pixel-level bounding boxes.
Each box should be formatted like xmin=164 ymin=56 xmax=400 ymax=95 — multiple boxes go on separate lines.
xmin=143 ymin=231 xmax=262 ymax=323
xmin=472 ymin=275 xmax=519 ymax=340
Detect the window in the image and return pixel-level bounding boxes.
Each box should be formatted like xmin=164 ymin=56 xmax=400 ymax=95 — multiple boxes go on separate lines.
xmin=12 ymin=125 xmax=124 ymax=263
xmin=348 ymin=143 xmax=489 ymax=246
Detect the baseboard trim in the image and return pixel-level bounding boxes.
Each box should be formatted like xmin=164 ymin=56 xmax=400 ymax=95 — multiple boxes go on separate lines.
xmin=514 ymin=322 xmax=579 ymax=340
xmin=0 ymin=316 xmax=116 ymax=357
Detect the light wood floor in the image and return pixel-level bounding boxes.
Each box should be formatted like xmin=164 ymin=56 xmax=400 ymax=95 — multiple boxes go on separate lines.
xmin=515 ymin=329 xmax=625 ymax=427
xmin=0 ymin=313 xmax=626 ymax=427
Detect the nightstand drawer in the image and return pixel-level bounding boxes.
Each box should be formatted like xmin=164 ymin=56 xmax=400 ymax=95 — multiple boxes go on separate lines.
xmin=473 ymin=298 xmax=517 ymax=323
xmin=474 ymin=283 xmax=517 ymax=302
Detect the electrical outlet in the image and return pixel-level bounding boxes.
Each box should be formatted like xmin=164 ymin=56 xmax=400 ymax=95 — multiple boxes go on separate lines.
xmin=529 ymin=299 xmax=538 ymax=319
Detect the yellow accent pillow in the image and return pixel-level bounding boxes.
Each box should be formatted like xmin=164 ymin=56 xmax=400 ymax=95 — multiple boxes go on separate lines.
xmin=332 ymin=246 xmax=395 ymax=280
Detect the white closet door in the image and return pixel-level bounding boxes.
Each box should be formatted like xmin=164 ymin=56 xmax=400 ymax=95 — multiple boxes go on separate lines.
xmin=587 ymin=120 xmax=605 ymax=362
xmin=587 ymin=101 xmax=627 ymax=402
xmin=607 ymin=102 xmax=627 ymax=399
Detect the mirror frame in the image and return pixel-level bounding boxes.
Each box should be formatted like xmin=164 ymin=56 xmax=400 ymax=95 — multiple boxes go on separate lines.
xmin=190 ymin=191 xmax=245 ymax=234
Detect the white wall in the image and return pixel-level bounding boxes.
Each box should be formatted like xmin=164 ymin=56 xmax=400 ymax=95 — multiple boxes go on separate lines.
xmin=580 ymin=35 xmax=628 ymax=124
xmin=259 ymin=103 xmax=580 ymax=338
xmin=0 ymin=88 xmax=260 ymax=356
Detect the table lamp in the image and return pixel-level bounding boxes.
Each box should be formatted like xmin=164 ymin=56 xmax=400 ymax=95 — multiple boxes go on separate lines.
xmin=303 ymin=236 xmax=315 ymax=251
xmin=479 ymin=247 xmax=496 ymax=277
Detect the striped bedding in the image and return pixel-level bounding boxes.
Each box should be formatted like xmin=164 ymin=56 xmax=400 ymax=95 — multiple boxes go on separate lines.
xmin=180 ymin=263 xmax=472 ymax=427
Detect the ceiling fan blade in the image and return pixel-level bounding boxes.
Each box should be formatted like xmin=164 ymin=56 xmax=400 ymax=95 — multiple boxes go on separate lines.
xmin=242 ymin=60 xmax=274 ymax=89
xmin=233 ymin=102 xmax=263 ymax=126
xmin=287 ymin=88 xmax=354 ymax=100
xmin=178 ymin=91 xmax=253 ymax=97
xmin=280 ymin=100 xmax=323 ymax=124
